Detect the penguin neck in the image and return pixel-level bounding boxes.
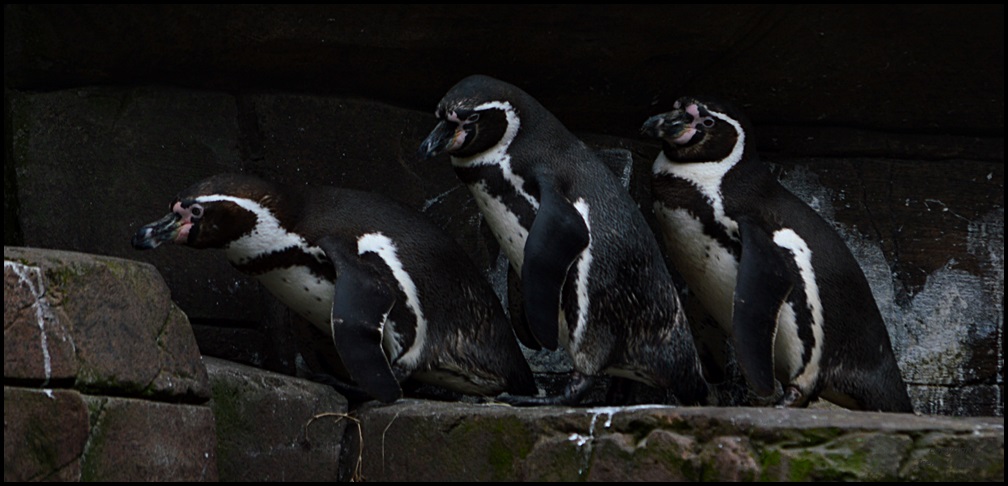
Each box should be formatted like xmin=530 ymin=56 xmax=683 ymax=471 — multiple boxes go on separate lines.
xmin=450 ymin=102 xmax=541 ymax=212
xmin=652 ymin=119 xmax=747 ymax=241
xmin=195 ymin=194 xmax=317 ymax=267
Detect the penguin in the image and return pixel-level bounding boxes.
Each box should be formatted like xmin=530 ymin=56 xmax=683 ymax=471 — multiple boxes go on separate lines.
xmin=418 ymin=74 xmax=709 ymax=406
xmin=131 ymin=173 xmax=537 ymax=404
xmin=640 ymin=97 xmax=914 ymax=413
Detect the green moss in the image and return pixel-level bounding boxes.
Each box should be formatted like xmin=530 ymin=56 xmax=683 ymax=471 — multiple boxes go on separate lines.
xmin=788 ymin=455 xmax=817 ymax=481
xmin=758 ymin=448 xmax=783 ymax=481
xmin=75 ymin=367 xmax=147 ymax=397
xmin=758 ymin=443 xmax=870 ymax=481
xmin=43 ymin=263 xmax=87 ymax=290
xmin=102 ymin=259 xmax=131 ymax=281
xmin=209 ymin=380 xmax=245 ymax=442
xmin=453 ymin=415 xmax=535 ymax=480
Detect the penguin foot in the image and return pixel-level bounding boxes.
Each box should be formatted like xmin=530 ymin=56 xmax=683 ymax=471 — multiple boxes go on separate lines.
xmin=496 ymin=371 xmax=598 ymax=407
xmin=776 ymin=385 xmax=805 ymax=408
xmin=606 ymin=377 xmax=698 ymax=406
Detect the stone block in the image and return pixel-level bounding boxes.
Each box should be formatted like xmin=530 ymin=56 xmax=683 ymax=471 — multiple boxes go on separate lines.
xmin=353 ymin=400 xmax=1004 ymax=482
xmin=4 ymin=261 xmax=78 ymax=383
xmin=3 ymin=387 xmax=90 ymax=482
xmin=4 ymin=247 xmax=210 ymax=401
xmin=80 ymin=395 xmax=217 ymax=481
xmin=205 ymin=357 xmax=349 ymax=482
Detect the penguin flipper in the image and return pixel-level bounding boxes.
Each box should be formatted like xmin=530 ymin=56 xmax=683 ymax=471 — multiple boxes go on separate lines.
xmin=733 ymin=217 xmax=794 ymax=398
xmin=507 ymin=266 xmax=542 ymax=350
xmin=318 ymin=237 xmax=403 ymax=404
xmin=521 ymin=180 xmax=590 ymax=350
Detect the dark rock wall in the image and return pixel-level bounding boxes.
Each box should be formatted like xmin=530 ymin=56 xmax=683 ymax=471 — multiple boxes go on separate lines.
xmin=4 ymin=5 xmax=1003 ymax=416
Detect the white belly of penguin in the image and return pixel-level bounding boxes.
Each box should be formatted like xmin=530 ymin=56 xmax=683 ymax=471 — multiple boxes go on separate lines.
xmin=655 ymin=205 xmax=738 ymax=332
xmin=469 ymin=182 xmax=593 ymax=358
xmin=655 ymin=205 xmax=811 ymax=383
xmin=255 ymin=266 xmax=335 ymax=335
xmin=469 ymin=182 xmax=530 ymax=272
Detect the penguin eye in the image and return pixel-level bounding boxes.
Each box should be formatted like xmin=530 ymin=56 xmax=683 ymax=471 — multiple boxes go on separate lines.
xmin=701 ymin=118 xmax=715 ymax=128
xmin=466 ymin=113 xmax=480 ymax=123
xmin=190 ymin=204 xmax=203 ymax=218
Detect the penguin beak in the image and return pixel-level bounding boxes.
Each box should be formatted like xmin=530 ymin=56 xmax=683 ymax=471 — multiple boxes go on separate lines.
xmin=640 ymin=113 xmax=677 ymax=138
xmin=640 ymin=112 xmax=694 ymax=145
xmin=418 ymin=120 xmax=464 ymax=160
xmin=131 ymin=210 xmax=189 ymax=250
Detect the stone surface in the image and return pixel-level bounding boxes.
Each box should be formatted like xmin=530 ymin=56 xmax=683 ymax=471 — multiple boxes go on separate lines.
xmin=205 ymin=357 xmax=350 ymax=482
xmin=3 ymin=247 xmax=210 ymax=401
xmin=352 ymin=399 xmax=1005 ymax=482
xmin=80 ymin=395 xmax=217 ymax=481
xmin=4 ymin=260 xmax=78 ymax=384
xmin=3 ymin=387 xmax=90 ymax=482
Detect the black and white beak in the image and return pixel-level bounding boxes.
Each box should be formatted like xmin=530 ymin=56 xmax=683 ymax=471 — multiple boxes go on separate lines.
xmin=131 ymin=201 xmax=199 ymax=249
xmin=418 ymin=110 xmax=474 ymax=160
xmin=641 ymin=101 xmax=711 ymax=146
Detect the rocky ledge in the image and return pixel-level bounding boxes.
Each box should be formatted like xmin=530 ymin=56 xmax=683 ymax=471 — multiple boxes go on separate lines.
xmin=4 ymin=247 xmax=1003 ymax=481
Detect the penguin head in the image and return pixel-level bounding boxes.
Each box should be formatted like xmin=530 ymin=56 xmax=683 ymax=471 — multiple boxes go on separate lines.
xmin=131 ymin=173 xmax=280 ymax=250
xmin=640 ymin=97 xmax=749 ymax=163
xmin=418 ymin=75 xmax=528 ymax=161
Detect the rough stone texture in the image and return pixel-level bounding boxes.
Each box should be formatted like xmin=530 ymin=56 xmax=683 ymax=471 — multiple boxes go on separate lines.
xmin=4 ymin=247 xmax=220 ymax=481
xmin=204 ymin=357 xmax=349 ymax=482
xmin=353 ymin=399 xmax=1004 ymax=482
xmin=80 ymin=395 xmax=217 ymax=482
xmin=3 ymin=387 xmax=90 ymax=482
xmin=4 ymin=4 xmax=1003 ymax=418
xmin=3 ymin=247 xmax=211 ymax=401
xmin=4 ymin=260 xmax=78 ymax=384
xmin=4 ymin=242 xmax=1003 ymax=484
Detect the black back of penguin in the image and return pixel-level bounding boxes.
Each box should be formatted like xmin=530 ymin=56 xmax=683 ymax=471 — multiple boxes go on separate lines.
xmin=299 ymin=184 xmax=538 ymax=398
xmin=131 ymin=173 xmax=536 ymax=402
xmin=420 ymin=75 xmax=709 ymax=405
xmin=641 ymin=97 xmax=913 ymax=412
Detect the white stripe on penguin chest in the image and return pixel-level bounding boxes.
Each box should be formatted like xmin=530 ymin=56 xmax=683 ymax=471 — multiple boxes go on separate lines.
xmin=200 ymin=194 xmax=338 ymax=335
xmin=470 ymin=181 xmax=532 ymax=271
xmin=452 ymin=100 xmax=537 ymax=273
xmin=654 ymin=205 xmax=738 ymax=332
xmin=256 ymin=266 xmax=335 ymax=332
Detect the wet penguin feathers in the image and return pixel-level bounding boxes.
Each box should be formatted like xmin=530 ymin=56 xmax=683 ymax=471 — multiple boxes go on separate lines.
xmin=132 ymin=172 xmax=537 ymax=404
xmin=421 ymin=75 xmax=709 ymax=406
xmin=641 ymin=96 xmax=913 ymax=412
